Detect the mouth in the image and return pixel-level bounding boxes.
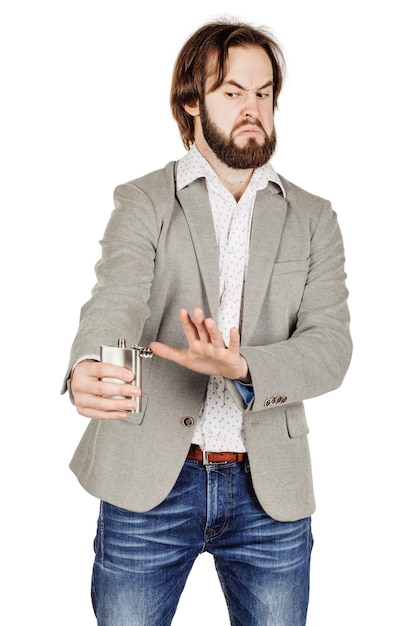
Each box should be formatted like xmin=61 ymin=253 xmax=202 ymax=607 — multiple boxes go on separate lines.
xmin=234 ymin=123 xmax=265 ymax=140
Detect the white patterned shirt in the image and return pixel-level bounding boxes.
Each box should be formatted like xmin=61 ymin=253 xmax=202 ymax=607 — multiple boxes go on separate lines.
xmin=177 ymin=145 xmax=284 ymax=452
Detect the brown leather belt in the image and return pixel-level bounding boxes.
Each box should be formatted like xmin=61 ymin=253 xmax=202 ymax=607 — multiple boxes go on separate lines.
xmin=187 ymin=444 xmax=246 ymax=465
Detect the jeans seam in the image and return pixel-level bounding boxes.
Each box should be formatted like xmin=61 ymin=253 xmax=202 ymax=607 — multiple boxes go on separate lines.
xmin=99 ymin=501 xmax=105 ymax=563
xmin=213 ymin=557 xmax=237 ymax=626
xmin=306 ymin=518 xmax=313 ymax=555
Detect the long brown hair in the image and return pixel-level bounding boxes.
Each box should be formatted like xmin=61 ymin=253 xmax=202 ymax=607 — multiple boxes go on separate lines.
xmin=170 ymin=20 xmax=286 ymax=150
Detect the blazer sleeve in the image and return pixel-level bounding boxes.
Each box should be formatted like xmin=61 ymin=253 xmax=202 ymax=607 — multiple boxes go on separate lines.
xmin=61 ymin=184 xmax=166 ymax=394
xmin=239 ymin=197 xmax=352 ymax=412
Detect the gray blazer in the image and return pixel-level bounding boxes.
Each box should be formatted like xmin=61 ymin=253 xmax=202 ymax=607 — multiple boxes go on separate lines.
xmin=62 ymin=161 xmax=352 ymax=522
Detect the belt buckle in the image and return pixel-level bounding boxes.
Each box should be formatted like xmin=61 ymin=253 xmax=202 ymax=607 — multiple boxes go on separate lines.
xmin=202 ymin=450 xmax=229 ymax=465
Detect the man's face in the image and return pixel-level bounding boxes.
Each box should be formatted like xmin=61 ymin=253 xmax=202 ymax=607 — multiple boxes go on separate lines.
xmin=200 ymin=45 xmax=276 ymax=169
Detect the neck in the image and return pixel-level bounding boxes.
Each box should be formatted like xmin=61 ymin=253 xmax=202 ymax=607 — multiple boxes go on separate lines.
xmin=194 ymin=140 xmax=253 ymax=202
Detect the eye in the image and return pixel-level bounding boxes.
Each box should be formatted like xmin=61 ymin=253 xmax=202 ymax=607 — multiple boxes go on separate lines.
xmin=225 ymin=91 xmax=241 ymax=99
xmin=256 ymin=92 xmax=271 ymax=100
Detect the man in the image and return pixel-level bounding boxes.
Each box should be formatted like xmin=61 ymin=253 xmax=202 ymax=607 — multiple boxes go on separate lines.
xmin=63 ymin=19 xmax=352 ymax=626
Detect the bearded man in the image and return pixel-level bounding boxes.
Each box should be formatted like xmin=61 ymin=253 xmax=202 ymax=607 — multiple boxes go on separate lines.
xmin=63 ymin=19 xmax=352 ymax=626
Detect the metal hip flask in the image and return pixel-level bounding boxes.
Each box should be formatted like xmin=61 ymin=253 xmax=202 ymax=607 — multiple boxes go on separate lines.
xmin=100 ymin=338 xmax=153 ymax=413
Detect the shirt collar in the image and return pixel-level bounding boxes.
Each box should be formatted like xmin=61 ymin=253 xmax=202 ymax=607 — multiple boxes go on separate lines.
xmin=176 ymin=144 xmax=286 ymax=197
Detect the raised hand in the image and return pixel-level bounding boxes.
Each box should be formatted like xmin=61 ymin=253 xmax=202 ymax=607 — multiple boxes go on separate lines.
xmin=150 ymin=307 xmax=250 ymax=382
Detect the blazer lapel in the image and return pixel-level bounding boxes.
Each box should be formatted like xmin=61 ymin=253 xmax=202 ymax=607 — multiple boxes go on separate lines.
xmin=241 ymin=185 xmax=288 ymax=343
xmin=176 ymin=179 xmax=288 ymax=340
xmin=176 ymin=179 xmax=220 ymax=320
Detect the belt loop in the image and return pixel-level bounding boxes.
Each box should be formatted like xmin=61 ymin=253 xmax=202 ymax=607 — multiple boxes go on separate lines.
xmin=203 ymin=450 xmax=209 ymax=466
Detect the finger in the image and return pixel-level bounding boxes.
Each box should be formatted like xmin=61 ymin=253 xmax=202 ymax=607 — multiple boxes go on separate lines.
xmin=72 ymin=361 xmax=135 ymax=389
xmin=72 ymin=370 xmax=138 ymax=399
xmin=74 ymin=387 xmax=139 ymax=408
xmin=97 ymin=379 xmax=141 ymax=399
xmin=191 ymin=307 xmax=211 ymax=342
xmin=75 ymin=393 xmax=138 ymax=420
xmin=95 ymin=361 xmax=136 ymax=383
xmin=204 ymin=316 xmax=227 ymax=347
xmin=77 ymin=406 xmax=130 ymax=420
xmin=178 ymin=308 xmax=199 ymax=341
xmin=228 ymin=326 xmax=241 ymax=353
xmin=149 ymin=341 xmax=186 ymax=365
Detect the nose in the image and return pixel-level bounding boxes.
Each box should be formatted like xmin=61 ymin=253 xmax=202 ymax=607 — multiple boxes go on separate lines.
xmin=242 ymin=92 xmax=261 ymax=119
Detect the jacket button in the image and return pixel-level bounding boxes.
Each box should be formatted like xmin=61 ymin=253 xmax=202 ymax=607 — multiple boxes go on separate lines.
xmin=182 ymin=416 xmax=194 ymax=427
xmin=264 ymin=398 xmax=271 ymax=407
xmin=281 ymin=396 xmax=287 ymax=403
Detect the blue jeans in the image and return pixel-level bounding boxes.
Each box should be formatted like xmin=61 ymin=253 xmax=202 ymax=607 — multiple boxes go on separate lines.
xmin=91 ymin=458 xmax=313 ymax=626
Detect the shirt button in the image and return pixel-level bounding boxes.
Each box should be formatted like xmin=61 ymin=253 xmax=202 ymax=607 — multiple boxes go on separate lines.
xmin=182 ymin=416 xmax=194 ymax=427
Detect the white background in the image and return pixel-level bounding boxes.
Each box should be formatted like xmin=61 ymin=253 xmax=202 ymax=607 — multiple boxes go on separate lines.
xmin=1 ymin=1 xmax=415 ymax=624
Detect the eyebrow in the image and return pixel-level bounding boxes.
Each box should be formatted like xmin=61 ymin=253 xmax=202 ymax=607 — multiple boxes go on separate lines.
xmin=223 ymin=79 xmax=274 ymax=92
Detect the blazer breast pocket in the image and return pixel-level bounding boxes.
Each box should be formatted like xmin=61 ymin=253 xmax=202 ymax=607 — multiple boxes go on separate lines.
xmin=272 ymin=258 xmax=309 ymax=276
xmin=270 ymin=259 xmax=309 ymax=311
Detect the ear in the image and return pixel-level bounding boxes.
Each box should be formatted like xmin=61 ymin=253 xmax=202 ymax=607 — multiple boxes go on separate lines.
xmin=184 ymin=100 xmax=200 ymax=117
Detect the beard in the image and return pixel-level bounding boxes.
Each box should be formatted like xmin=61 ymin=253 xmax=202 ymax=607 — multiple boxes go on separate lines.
xmin=199 ymin=100 xmax=276 ymax=169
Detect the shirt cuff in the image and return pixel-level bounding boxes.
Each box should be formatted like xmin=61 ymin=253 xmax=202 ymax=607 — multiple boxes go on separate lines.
xmin=233 ymin=379 xmax=254 ymax=405
xmin=68 ymin=355 xmax=99 ymax=402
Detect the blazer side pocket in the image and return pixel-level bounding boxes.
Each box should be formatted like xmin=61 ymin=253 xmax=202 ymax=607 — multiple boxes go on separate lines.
xmin=125 ymin=396 xmax=149 ymax=425
xmin=285 ymin=404 xmax=309 ymax=438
